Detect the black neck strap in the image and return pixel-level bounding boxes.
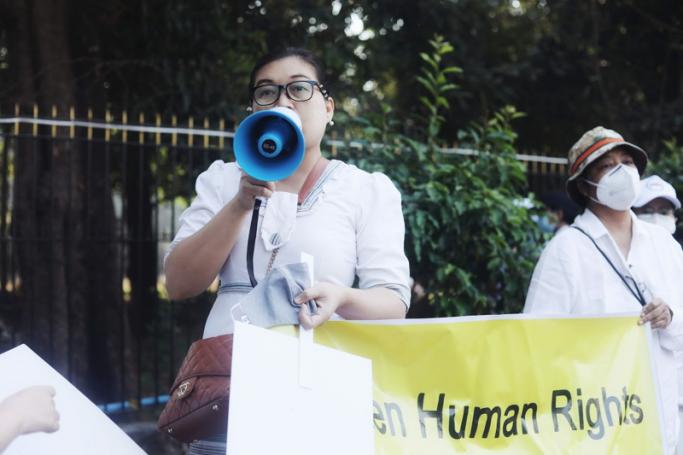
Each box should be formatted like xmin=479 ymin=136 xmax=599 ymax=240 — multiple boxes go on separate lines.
xmin=246 ymin=198 xmax=261 ymax=288
xmin=571 ymin=226 xmax=646 ymax=306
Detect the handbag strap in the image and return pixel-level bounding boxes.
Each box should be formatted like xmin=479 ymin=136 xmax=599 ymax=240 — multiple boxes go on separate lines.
xmin=571 ymin=225 xmax=646 ymax=306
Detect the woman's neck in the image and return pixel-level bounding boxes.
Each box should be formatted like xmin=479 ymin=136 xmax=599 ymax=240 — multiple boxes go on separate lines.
xmin=275 ymin=147 xmax=324 ymax=194
xmin=588 ymin=202 xmax=633 ymax=258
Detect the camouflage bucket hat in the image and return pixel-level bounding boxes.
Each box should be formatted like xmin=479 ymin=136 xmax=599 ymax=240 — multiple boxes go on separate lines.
xmin=566 ymin=126 xmax=648 ymax=205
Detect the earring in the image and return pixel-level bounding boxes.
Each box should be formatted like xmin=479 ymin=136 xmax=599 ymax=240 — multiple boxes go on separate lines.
xmin=246 ymin=106 xmax=253 ymax=112
xmin=328 ymin=120 xmax=335 ymax=126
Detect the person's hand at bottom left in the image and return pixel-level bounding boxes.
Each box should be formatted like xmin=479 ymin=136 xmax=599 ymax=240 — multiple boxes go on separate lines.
xmin=0 ymin=385 xmax=60 ymax=453
xmin=2 ymin=386 xmax=60 ymax=436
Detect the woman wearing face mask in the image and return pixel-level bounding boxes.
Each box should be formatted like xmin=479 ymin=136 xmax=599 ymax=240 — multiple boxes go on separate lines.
xmin=524 ymin=126 xmax=683 ymax=454
xmin=632 ymin=175 xmax=683 ymax=455
xmin=633 ymin=175 xmax=680 ymax=235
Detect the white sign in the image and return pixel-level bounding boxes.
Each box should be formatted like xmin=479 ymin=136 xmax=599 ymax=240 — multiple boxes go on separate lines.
xmin=227 ymin=322 xmax=374 ymax=455
xmin=0 ymin=345 xmax=145 ymax=455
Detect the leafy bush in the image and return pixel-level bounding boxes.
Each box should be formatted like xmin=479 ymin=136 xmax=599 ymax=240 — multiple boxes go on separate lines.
xmin=646 ymin=139 xmax=683 ymax=235
xmin=647 ymin=139 xmax=683 ymax=195
xmin=334 ymin=36 xmax=545 ymax=316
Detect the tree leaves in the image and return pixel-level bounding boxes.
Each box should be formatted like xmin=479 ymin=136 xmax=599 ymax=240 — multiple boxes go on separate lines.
xmin=337 ymin=35 xmax=545 ymax=317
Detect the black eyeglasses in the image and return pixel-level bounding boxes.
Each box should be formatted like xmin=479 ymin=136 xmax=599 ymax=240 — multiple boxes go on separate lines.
xmin=250 ymin=80 xmax=329 ymax=106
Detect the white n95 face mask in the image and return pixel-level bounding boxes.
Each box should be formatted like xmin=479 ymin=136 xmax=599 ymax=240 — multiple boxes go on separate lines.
xmin=584 ymin=164 xmax=641 ymax=211
xmin=637 ymin=213 xmax=677 ymax=235
xmin=260 ymin=191 xmax=298 ymax=251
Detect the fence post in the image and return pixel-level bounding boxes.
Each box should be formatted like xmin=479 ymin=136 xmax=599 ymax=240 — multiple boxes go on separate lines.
xmin=31 ymin=104 xmax=38 ymax=137
xmin=87 ymin=108 xmax=93 ymax=141
xmin=14 ymin=104 xmax=19 ymax=136
xmin=155 ymin=113 xmax=161 ymax=146
xmin=171 ymin=115 xmax=177 ymax=147
xmin=105 ymin=109 xmax=112 ymax=142
xmin=188 ymin=117 xmax=194 ymax=147
xmin=69 ymin=107 xmax=75 ymax=139
xmin=51 ymin=105 xmax=58 ymax=138
xmin=219 ymin=119 xmax=225 ymax=149
xmin=139 ymin=113 xmax=145 ymax=145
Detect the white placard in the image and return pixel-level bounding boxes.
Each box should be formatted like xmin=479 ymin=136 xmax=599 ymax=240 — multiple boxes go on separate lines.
xmin=227 ymin=322 xmax=374 ymax=455
xmin=0 ymin=345 xmax=145 ymax=455
xmin=298 ymin=252 xmax=315 ymax=389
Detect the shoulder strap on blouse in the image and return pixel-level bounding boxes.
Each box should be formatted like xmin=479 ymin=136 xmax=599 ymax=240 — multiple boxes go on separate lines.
xmin=571 ymin=225 xmax=646 ymax=306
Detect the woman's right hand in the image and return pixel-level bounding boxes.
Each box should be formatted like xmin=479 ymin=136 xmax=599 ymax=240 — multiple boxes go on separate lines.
xmin=235 ymin=173 xmax=276 ymax=211
xmin=639 ymin=297 xmax=673 ymax=329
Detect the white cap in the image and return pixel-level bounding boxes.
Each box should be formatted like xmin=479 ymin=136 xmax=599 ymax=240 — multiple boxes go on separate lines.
xmin=633 ymin=175 xmax=681 ymax=209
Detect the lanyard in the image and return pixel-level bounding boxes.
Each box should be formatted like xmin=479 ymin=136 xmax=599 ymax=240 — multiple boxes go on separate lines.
xmin=246 ymin=157 xmax=329 ymax=287
xmin=571 ymin=226 xmax=647 ymax=307
xmin=247 ymin=198 xmax=262 ymax=288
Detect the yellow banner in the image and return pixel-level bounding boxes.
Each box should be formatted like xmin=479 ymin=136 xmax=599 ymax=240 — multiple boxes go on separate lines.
xmin=312 ymin=315 xmax=663 ymax=454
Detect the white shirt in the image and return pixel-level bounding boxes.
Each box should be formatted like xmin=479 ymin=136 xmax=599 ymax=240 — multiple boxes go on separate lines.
xmin=525 ymin=209 xmax=683 ymax=454
xmin=167 ymin=159 xmax=411 ymax=338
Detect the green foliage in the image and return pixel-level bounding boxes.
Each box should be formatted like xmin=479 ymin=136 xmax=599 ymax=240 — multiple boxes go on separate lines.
xmin=648 ymin=139 xmax=683 ymax=192
xmin=647 ymin=139 xmax=683 ymax=230
xmin=5 ymin=0 xmax=683 ymax=154
xmin=416 ymin=35 xmax=462 ymax=144
xmin=336 ymin=37 xmax=544 ymax=316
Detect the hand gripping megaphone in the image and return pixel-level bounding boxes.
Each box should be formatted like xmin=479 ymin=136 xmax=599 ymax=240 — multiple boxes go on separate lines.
xmin=233 ymin=106 xmax=306 ymax=182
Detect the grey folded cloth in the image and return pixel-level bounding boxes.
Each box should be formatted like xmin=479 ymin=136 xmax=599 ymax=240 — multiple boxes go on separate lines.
xmin=238 ymin=262 xmax=317 ymax=328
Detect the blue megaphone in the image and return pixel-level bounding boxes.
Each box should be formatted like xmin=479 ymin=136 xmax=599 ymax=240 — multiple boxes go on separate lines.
xmin=233 ymin=106 xmax=306 ymax=181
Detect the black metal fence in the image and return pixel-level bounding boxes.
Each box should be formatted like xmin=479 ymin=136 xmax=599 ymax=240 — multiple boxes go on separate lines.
xmin=0 ymin=106 xmax=567 ymax=419
xmin=0 ymin=106 xmax=234 ymax=417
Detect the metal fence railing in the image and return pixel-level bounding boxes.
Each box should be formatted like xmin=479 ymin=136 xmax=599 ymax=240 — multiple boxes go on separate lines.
xmin=0 ymin=106 xmax=232 ymax=415
xmin=0 ymin=104 xmax=567 ymax=418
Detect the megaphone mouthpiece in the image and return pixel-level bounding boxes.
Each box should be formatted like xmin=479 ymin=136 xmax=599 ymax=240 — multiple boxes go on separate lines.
xmin=234 ymin=107 xmax=306 ymax=182
xmin=256 ymin=118 xmax=293 ymax=158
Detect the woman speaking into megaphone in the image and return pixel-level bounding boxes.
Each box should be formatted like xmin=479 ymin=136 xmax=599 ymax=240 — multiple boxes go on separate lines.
xmin=164 ymin=47 xmax=410 ymax=334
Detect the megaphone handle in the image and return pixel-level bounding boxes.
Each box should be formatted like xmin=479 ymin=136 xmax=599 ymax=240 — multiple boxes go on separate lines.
xmin=246 ymin=198 xmax=262 ymax=288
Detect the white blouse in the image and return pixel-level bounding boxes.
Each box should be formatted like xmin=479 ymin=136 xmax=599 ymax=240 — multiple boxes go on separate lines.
xmin=167 ymin=159 xmax=411 ymax=338
xmin=524 ymin=209 xmax=683 ymax=454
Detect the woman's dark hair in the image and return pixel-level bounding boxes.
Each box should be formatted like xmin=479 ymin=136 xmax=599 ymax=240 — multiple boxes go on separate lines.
xmin=540 ymin=191 xmax=580 ymax=224
xmin=248 ymin=47 xmax=329 ymax=97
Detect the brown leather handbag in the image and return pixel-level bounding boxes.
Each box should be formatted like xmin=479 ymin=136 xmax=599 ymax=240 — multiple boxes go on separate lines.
xmin=157 ymin=334 xmax=233 ymax=443
xmin=159 ymin=192 xmax=285 ymax=443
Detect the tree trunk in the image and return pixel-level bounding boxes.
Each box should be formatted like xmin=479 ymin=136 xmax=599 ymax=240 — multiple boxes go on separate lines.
xmin=8 ymin=0 xmax=136 ymax=401
xmin=28 ymin=0 xmax=87 ymax=388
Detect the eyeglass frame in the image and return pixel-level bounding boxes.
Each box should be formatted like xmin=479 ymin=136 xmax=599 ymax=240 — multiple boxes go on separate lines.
xmin=249 ymin=80 xmax=330 ymax=106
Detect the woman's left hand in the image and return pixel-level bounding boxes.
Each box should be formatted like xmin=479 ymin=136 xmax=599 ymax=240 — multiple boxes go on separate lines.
xmin=639 ymin=298 xmax=673 ymax=329
xmin=295 ymin=282 xmax=348 ymax=329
